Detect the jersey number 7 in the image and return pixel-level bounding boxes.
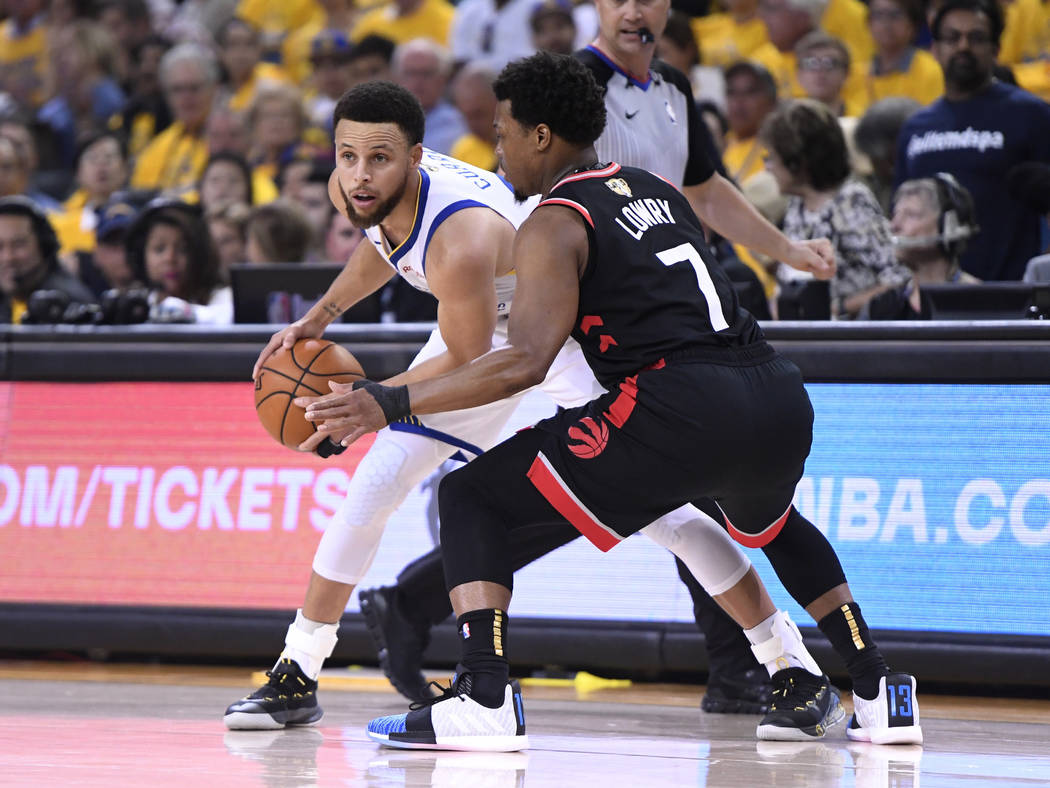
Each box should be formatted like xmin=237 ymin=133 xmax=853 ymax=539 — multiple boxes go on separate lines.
xmin=656 ymin=243 xmax=730 ymax=331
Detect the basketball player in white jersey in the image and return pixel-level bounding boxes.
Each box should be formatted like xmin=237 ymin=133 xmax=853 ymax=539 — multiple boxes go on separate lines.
xmin=224 ymin=81 xmax=836 ymax=741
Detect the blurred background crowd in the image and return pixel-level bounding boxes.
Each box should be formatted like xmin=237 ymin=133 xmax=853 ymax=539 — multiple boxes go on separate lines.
xmin=1 ymin=0 xmax=1049 ymax=325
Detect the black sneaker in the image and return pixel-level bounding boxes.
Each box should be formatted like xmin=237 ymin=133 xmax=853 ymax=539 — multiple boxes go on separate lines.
xmin=224 ymin=658 xmax=323 ymax=730
xmin=756 ymin=668 xmax=845 ymax=741
xmin=359 ymin=585 xmax=434 ymax=703
xmin=701 ymin=667 xmax=774 ymax=714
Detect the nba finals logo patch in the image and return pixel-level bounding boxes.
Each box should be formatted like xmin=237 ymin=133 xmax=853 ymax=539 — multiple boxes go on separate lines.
xmin=605 ymin=178 xmax=632 ymax=198
xmin=461 ymin=623 xmax=471 ymax=639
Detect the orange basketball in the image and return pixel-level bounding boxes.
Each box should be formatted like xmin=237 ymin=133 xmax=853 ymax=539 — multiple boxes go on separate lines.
xmin=254 ymin=339 xmax=366 ymax=450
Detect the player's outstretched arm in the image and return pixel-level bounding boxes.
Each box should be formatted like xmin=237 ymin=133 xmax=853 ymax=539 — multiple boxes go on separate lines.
xmin=295 ymin=205 xmax=586 ymax=449
xmin=684 ymin=173 xmax=836 ymax=280
xmin=251 ymin=237 xmax=394 ymax=381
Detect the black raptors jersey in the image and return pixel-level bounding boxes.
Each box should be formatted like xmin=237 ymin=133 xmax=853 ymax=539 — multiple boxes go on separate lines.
xmin=539 ymin=162 xmax=763 ymax=388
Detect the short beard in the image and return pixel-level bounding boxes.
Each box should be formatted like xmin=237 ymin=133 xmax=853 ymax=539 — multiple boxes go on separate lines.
xmin=513 ymin=187 xmax=532 ymax=203
xmin=337 ymin=175 xmax=410 ymax=230
xmin=946 ymin=53 xmax=989 ymax=93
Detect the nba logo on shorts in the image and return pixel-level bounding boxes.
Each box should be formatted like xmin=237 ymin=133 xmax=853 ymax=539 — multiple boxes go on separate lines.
xmin=461 ymin=623 xmax=471 ymax=639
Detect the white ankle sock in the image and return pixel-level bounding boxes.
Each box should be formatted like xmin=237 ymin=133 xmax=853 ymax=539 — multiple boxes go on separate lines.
xmin=744 ymin=610 xmax=822 ymax=678
xmin=280 ymin=609 xmax=339 ymax=680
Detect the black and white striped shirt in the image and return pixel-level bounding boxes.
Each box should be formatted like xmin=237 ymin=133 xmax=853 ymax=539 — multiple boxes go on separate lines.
xmin=575 ymin=46 xmax=721 ymax=189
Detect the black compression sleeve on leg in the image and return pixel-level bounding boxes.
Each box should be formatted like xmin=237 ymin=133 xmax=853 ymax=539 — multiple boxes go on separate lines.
xmin=760 ymin=508 xmax=847 ymax=609
xmin=395 ymin=524 xmax=580 ymax=626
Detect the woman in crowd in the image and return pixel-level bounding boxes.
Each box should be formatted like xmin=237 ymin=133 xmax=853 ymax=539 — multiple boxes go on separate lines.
xmin=125 ymin=199 xmax=231 ymax=323
xmin=50 ymin=131 xmax=130 ymax=260
xmin=760 ymin=99 xmax=908 ymax=318
xmin=198 ymin=152 xmax=255 ymax=214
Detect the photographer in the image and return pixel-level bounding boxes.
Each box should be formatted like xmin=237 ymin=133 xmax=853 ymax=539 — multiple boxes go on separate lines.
xmin=0 ymin=196 xmax=95 ymax=324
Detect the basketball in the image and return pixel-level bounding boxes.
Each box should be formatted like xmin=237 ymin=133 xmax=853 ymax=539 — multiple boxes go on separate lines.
xmin=254 ymin=339 xmax=366 ymax=450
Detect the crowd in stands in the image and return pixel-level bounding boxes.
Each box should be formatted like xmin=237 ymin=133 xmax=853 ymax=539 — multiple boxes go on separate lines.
xmin=1 ymin=0 xmax=1048 ymax=325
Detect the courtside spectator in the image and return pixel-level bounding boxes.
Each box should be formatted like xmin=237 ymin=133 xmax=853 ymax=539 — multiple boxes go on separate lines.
xmin=853 ymin=96 xmax=921 ymax=213
xmin=244 ymin=200 xmax=314 ymax=263
xmin=217 ymin=17 xmax=290 ymax=113
xmin=691 ymin=0 xmax=769 ymax=68
xmin=795 ymin=31 xmax=862 ymax=116
xmin=864 ymin=0 xmax=944 ymax=107
xmin=281 ymin=0 xmax=359 ymax=86
xmin=530 ymin=0 xmax=577 ymax=55
xmin=0 ymin=196 xmax=95 ymax=323
xmin=449 ymin=64 xmax=499 ymax=171
xmin=762 ymin=99 xmax=908 ymax=318
xmin=896 ymin=0 xmax=1050 ymax=281
xmin=392 ymin=39 xmax=467 ymax=155
xmin=863 ymin=174 xmax=981 ymax=318
xmin=450 ymin=0 xmax=537 ymax=71
xmin=207 ymin=201 xmax=251 ymax=274
xmin=0 ymin=0 xmax=51 ymax=111
xmin=125 ymin=199 xmax=232 ymax=323
xmin=37 ymin=21 xmax=126 ymax=165
xmin=346 ymin=34 xmax=396 ymax=86
xmin=131 ymin=43 xmax=219 ymax=197
xmin=118 ymin=35 xmax=174 ymax=162
xmin=50 ymin=131 xmax=130 ymax=259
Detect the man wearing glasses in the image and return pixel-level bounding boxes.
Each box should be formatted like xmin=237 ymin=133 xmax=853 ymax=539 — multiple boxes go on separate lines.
xmin=895 ymin=0 xmax=1050 ymax=282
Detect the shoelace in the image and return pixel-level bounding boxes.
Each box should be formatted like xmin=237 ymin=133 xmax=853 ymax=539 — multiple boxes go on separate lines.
xmin=408 ymin=673 xmax=474 ymax=710
xmin=250 ymin=661 xmax=310 ymax=699
xmin=770 ymin=671 xmax=826 ymax=712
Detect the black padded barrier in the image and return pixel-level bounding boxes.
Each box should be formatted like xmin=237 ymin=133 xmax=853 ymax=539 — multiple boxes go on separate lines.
xmin=2 ymin=321 xmax=1049 ymax=690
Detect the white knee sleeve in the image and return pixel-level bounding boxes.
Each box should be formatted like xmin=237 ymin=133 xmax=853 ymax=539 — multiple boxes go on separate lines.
xmin=641 ymin=503 xmax=751 ymax=596
xmin=311 ymin=430 xmax=455 ymax=584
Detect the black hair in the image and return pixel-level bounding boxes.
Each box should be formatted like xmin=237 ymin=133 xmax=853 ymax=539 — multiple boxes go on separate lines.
xmin=760 ymin=99 xmax=851 ymax=191
xmin=332 ymin=81 xmax=424 ymax=146
xmin=217 ymin=16 xmax=258 ymax=47
xmin=662 ymin=11 xmax=699 ymax=56
xmin=200 ymin=151 xmax=255 ymax=206
xmin=125 ymin=200 xmax=225 ymax=304
xmin=0 ymin=196 xmax=60 ymax=264
xmin=350 ymin=35 xmax=396 ymax=64
xmin=493 ymin=52 xmax=606 ymax=146
xmin=73 ymin=128 xmax=127 ymax=169
xmin=931 ymin=0 xmax=1004 ymax=46
xmin=724 ymin=60 xmax=778 ymax=100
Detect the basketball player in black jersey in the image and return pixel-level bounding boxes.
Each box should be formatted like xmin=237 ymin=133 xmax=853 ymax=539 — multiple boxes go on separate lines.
xmin=308 ymin=53 xmax=922 ymax=751
xmin=355 ymin=0 xmax=797 ymax=716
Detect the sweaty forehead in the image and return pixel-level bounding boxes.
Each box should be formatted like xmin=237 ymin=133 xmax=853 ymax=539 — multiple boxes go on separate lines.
xmin=334 ymin=120 xmax=410 ymax=150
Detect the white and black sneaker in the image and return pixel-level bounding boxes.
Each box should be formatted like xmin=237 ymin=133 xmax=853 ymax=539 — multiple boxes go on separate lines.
xmin=847 ymin=673 xmax=923 ymax=745
xmin=367 ymin=673 xmax=528 ymax=752
xmin=224 ymin=658 xmax=323 ymax=730
xmin=756 ymin=668 xmax=845 ymax=741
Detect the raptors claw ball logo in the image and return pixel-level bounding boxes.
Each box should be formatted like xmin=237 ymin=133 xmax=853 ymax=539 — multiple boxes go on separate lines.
xmin=568 ymin=417 xmax=610 ymax=458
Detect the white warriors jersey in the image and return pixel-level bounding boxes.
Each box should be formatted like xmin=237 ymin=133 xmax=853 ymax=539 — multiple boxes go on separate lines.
xmin=364 ymin=149 xmax=531 ymax=315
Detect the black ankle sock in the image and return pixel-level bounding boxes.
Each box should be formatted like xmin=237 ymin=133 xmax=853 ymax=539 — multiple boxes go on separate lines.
xmin=456 ymin=608 xmax=509 ymax=708
xmin=817 ymin=602 xmax=889 ymax=700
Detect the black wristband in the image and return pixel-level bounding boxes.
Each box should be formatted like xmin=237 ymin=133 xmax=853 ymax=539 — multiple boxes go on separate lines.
xmin=315 ymin=436 xmax=347 ymax=458
xmin=359 ymin=381 xmax=411 ymax=424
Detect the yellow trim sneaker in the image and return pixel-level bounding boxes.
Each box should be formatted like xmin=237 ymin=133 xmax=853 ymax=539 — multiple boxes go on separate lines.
xmin=367 ymin=674 xmax=528 ymax=752
xmin=756 ymin=668 xmax=845 ymax=741
xmin=847 ymin=673 xmax=923 ymax=745
xmin=223 ymin=658 xmax=322 ymax=730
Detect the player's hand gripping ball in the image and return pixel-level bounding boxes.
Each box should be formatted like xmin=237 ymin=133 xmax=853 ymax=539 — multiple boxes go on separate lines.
xmin=255 ymin=339 xmax=365 ymax=450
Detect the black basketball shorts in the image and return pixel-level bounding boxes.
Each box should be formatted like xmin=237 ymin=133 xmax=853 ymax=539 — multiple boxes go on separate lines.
xmin=526 ymin=347 xmax=814 ymax=551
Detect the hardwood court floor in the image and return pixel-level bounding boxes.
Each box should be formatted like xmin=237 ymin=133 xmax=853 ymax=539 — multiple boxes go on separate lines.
xmin=1 ymin=661 xmax=1048 ymax=787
